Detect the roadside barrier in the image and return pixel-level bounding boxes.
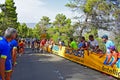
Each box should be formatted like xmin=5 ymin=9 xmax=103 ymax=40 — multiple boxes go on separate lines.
xmin=46 ymin=45 xmax=120 ymax=78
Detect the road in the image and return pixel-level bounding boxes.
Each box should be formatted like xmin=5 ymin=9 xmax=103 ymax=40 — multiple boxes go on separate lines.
xmin=12 ymin=48 xmax=117 ymax=80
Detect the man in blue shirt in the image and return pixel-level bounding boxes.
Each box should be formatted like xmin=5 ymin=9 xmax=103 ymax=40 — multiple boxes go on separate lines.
xmin=0 ymin=28 xmax=17 ymax=80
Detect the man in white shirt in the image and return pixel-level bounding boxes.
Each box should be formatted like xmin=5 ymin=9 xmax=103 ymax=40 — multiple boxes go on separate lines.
xmin=88 ymin=35 xmax=99 ymax=52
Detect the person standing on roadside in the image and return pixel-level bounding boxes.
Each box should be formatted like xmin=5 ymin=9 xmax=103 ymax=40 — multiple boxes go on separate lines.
xmin=0 ymin=28 xmax=17 ymax=80
xmin=9 ymin=34 xmax=18 ymax=67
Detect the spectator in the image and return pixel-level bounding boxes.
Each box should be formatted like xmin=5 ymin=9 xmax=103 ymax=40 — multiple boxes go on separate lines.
xmin=88 ymin=35 xmax=99 ymax=52
xmin=58 ymin=38 xmax=62 ymax=46
xmin=102 ymin=35 xmax=117 ymax=67
xmin=0 ymin=28 xmax=17 ymax=80
xmin=45 ymin=39 xmax=50 ymax=51
xmin=68 ymin=38 xmax=78 ymax=50
xmin=9 ymin=38 xmax=18 ymax=67
xmin=78 ymin=37 xmax=88 ymax=50
xmin=75 ymin=37 xmax=88 ymax=57
xmin=61 ymin=41 xmax=65 ymax=46
xmin=49 ymin=39 xmax=54 ymax=53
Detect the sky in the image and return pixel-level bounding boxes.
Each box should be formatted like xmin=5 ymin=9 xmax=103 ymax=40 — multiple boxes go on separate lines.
xmin=0 ymin=0 xmax=73 ymax=23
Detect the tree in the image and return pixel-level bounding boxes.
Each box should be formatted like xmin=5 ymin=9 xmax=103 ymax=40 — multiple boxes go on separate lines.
xmin=5 ymin=0 xmax=18 ymax=28
xmin=66 ymin=0 xmax=120 ymax=50
xmin=46 ymin=14 xmax=73 ymax=43
xmin=26 ymin=28 xmax=33 ymax=38
xmin=39 ymin=16 xmax=50 ymax=32
xmin=17 ymin=23 xmax=28 ymax=38
xmin=40 ymin=16 xmax=50 ymax=26
xmin=66 ymin=0 xmax=90 ymax=38
xmin=53 ymin=13 xmax=71 ymax=27
xmin=66 ymin=0 xmax=119 ymax=38
xmin=0 ymin=4 xmax=8 ymax=32
xmin=32 ymin=23 xmax=42 ymax=39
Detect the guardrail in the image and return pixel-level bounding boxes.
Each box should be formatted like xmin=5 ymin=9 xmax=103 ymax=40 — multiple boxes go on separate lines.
xmin=45 ymin=45 xmax=120 ymax=78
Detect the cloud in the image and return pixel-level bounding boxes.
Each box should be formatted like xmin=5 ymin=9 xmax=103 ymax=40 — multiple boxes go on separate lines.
xmin=0 ymin=0 xmax=73 ymax=23
xmin=14 ymin=0 xmax=47 ymax=23
xmin=0 ymin=0 xmax=5 ymax=3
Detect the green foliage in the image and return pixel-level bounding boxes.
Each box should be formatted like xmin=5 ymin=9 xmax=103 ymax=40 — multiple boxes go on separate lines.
xmin=17 ymin=23 xmax=28 ymax=38
xmin=84 ymin=0 xmax=98 ymax=14
xmin=98 ymin=1 xmax=111 ymax=15
xmin=96 ymin=38 xmax=106 ymax=53
xmin=53 ymin=14 xmax=71 ymax=27
xmin=113 ymin=9 xmax=120 ymax=18
xmin=33 ymin=23 xmax=41 ymax=39
xmin=84 ymin=27 xmax=98 ymax=40
xmin=0 ymin=0 xmax=18 ymax=33
xmin=5 ymin=0 xmax=18 ymax=28
xmin=40 ymin=16 xmax=50 ymax=27
xmin=46 ymin=25 xmax=73 ymax=44
xmin=43 ymin=14 xmax=73 ymax=44
xmin=34 ymin=16 xmax=50 ymax=37
xmin=65 ymin=0 xmax=85 ymax=10
xmin=17 ymin=23 xmax=38 ymax=38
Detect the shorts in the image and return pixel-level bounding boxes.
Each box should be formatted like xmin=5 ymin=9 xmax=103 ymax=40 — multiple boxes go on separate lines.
xmin=5 ymin=60 xmax=12 ymax=72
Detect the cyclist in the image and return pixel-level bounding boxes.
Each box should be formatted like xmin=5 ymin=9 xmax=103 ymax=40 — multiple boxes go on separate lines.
xmin=18 ymin=39 xmax=25 ymax=56
xmin=40 ymin=39 xmax=47 ymax=53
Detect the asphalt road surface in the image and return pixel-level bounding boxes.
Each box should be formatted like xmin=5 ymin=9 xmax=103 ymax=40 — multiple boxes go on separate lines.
xmin=12 ymin=48 xmax=117 ymax=80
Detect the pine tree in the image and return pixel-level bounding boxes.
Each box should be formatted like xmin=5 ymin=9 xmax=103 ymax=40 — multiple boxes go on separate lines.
xmin=5 ymin=0 xmax=18 ymax=29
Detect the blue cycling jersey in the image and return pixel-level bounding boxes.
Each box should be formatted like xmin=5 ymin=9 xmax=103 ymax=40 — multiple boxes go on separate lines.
xmin=105 ymin=40 xmax=115 ymax=54
xmin=0 ymin=37 xmax=11 ymax=59
xmin=9 ymin=39 xmax=18 ymax=51
xmin=0 ymin=37 xmax=12 ymax=72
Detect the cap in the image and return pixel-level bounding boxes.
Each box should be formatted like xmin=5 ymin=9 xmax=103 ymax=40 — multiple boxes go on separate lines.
xmin=101 ymin=35 xmax=108 ymax=39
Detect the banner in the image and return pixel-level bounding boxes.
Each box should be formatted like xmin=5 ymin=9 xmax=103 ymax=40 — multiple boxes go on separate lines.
xmin=48 ymin=45 xmax=120 ymax=78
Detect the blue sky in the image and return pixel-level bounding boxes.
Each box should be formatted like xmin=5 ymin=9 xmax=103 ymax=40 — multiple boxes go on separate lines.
xmin=0 ymin=0 xmax=73 ymax=23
